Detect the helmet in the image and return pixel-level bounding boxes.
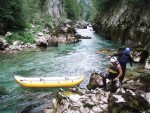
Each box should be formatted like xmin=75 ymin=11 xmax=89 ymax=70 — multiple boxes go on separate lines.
xmin=125 ymin=47 xmax=130 ymax=53
xmin=110 ymin=56 xmax=117 ymax=62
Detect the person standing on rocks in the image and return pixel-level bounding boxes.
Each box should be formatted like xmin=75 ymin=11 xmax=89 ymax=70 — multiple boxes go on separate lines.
xmin=102 ymin=56 xmax=122 ymax=90
xmin=110 ymin=47 xmax=133 ymax=84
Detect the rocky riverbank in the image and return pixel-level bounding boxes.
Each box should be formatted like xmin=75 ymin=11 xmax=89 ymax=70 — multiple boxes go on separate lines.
xmin=14 ymin=72 xmax=150 ymax=113
xmin=0 ymin=20 xmax=91 ymax=54
xmin=53 ymin=73 xmax=150 ymax=113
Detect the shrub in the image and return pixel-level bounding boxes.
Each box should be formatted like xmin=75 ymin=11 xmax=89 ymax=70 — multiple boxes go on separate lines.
xmin=5 ymin=32 xmax=35 ymax=44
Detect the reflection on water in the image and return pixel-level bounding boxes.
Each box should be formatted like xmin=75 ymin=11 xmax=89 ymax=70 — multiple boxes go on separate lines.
xmin=0 ymin=29 xmax=120 ymax=112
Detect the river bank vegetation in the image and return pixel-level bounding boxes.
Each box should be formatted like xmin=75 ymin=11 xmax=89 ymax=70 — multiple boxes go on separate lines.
xmin=0 ymin=0 xmax=85 ymax=43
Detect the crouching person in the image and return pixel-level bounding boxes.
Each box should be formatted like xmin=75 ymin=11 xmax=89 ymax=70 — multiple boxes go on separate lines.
xmin=102 ymin=57 xmax=122 ymax=91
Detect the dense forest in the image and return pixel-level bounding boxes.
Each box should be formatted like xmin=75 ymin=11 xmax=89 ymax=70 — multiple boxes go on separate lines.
xmin=0 ymin=0 xmax=93 ymax=44
xmin=0 ymin=0 xmax=49 ymax=43
xmin=0 ymin=0 xmax=92 ymax=33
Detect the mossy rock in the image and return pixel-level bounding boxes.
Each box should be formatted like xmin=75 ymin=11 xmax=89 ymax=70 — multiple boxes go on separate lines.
xmin=139 ymin=74 xmax=150 ymax=84
xmin=98 ymin=48 xmax=117 ymax=55
xmin=135 ymin=67 xmax=145 ymax=73
xmin=125 ymin=69 xmax=142 ymax=79
xmin=63 ymin=91 xmax=81 ymax=97
xmin=131 ymin=45 xmax=144 ymax=51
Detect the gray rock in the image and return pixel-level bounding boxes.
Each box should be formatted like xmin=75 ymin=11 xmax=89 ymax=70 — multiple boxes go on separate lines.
xmin=13 ymin=40 xmax=21 ymax=46
xmin=36 ymin=37 xmax=48 ymax=47
xmin=145 ymin=56 xmax=150 ymax=70
xmin=47 ymin=37 xmax=58 ymax=46
xmin=0 ymin=38 xmax=9 ymax=50
xmin=86 ymin=72 xmax=103 ymax=90
xmin=108 ymin=90 xmax=150 ymax=113
xmin=37 ymin=32 xmax=44 ymax=36
xmin=5 ymin=32 xmax=12 ymax=37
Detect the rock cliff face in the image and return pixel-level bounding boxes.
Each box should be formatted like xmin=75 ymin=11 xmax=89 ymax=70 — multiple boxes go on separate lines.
xmin=46 ymin=0 xmax=92 ymax=20
xmin=47 ymin=0 xmax=63 ymax=19
xmin=93 ymin=0 xmax=150 ymax=49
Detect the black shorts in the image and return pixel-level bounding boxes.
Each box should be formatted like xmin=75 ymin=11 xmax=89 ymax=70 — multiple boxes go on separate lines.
xmin=105 ymin=73 xmax=117 ymax=79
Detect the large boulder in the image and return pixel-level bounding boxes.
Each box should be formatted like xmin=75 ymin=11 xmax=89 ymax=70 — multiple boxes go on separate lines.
xmin=0 ymin=37 xmax=9 ymax=50
xmin=123 ymin=74 xmax=150 ymax=93
xmin=75 ymin=34 xmax=91 ymax=39
xmin=87 ymin=72 xmax=118 ymax=92
xmin=66 ymin=36 xmax=79 ymax=43
xmin=35 ymin=37 xmax=48 ymax=48
xmin=86 ymin=72 xmax=103 ymax=90
xmin=13 ymin=40 xmax=22 ymax=46
xmin=47 ymin=37 xmax=58 ymax=46
xmin=108 ymin=90 xmax=150 ymax=113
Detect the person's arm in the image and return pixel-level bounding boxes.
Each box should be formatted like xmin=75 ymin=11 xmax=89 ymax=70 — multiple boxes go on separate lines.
xmin=128 ymin=54 xmax=133 ymax=67
xmin=113 ymin=65 xmax=122 ymax=81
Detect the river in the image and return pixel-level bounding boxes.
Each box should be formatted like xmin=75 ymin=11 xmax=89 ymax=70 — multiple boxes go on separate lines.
xmin=0 ymin=29 xmax=122 ymax=112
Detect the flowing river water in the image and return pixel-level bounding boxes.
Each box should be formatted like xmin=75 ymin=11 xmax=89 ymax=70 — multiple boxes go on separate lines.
xmin=0 ymin=29 xmax=139 ymax=112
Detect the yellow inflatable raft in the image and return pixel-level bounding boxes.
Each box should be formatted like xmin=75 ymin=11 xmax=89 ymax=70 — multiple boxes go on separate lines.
xmin=14 ymin=75 xmax=85 ymax=88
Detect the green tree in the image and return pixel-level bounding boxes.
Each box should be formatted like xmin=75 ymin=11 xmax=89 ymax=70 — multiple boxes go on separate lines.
xmin=62 ymin=0 xmax=81 ymax=20
xmin=0 ymin=0 xmax=28 ymax=31
xmin=0 ymin=0 xmax=48 ymax=33
xmin=92 ymin=0 xmax=120 ymax=13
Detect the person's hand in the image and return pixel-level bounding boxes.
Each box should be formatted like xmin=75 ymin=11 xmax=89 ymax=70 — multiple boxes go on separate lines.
xmin=131 ymin=67 xmax=133 ymax=71
xmin=113 ymin=77 xmax=118 ymax=81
